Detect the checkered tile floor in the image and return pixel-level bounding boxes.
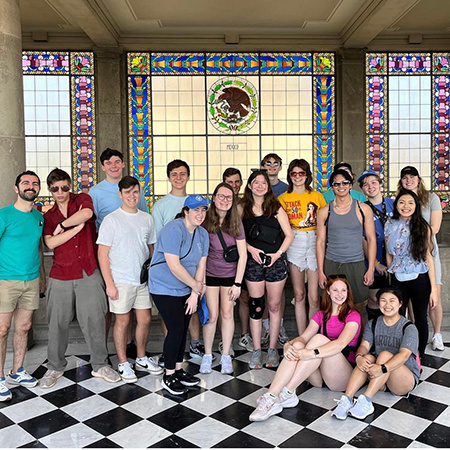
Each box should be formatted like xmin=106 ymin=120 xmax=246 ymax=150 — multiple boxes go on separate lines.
xmin=1 ymin=345 xmax=450 ymax=448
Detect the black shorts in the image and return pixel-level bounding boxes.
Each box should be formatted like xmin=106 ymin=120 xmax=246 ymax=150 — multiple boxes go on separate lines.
xmin=369 ymin=274 xmax=390 ymax=290
xmin=244 ymin=255 xmax=289 ymax=283
xmin=205 ymin=276 xmax=235 ymax=287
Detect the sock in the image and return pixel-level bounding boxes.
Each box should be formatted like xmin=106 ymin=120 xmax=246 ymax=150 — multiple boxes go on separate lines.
xmin=283 ymin=386 xmax=294 ymax=395
xmin=345 ymin=394 xmax=353 ymax=402
xmin=281 ymin=318 xmax=284 ymax=326
xmin=262 ymin=318 xmax=269 ymax=330
xmin=136 ymin=356 xmax=146 ymax=362
xmin=363 ymin=394 xmax=372 ymax=402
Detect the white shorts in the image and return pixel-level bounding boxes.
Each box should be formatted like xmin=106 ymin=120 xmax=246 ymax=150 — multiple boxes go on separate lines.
xmin=108 ymin=283 xmax=152 ymax=314
xmin=286 ymin=230 xmax=317 ymax=272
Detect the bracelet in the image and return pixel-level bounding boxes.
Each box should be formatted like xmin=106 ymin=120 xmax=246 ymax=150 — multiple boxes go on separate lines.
xmin=234 ymin=282 xmax=242 ymax=288
xmin=355 ymin=353 xmax=364 ymax=359
xmin=59 ymin=221 xmax=68 ymax=230
xmin=375 ymin=260 xmax=380 ymax=266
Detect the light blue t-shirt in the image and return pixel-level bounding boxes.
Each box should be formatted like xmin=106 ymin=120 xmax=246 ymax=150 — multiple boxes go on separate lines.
xmin=149 ymin=218 xmax=209 ymax=296
xmin=152 ymin=193 xmax=188 ymax=236
xmin=89 ymin=179 xmax=148 ymax=229
xmin=323 ymin=188 xmax=366 ymax=204
xmin=0 ymin=205 xmax=43 ymax=280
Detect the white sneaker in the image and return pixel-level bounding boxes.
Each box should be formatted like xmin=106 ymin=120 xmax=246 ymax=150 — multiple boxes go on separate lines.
xmin=218 ymin=341 xmax=235 ymax=357
xmin=0 ymin=377 xmax=12 ymax=402
xmin=348 ymin=394 xmax=374 ymax=419
xmin=238 ymin=333 xmax=254 ymax=351
xmin=221 ymin=355 xmax=233 ymax=374
xmin=331 ymin=395 xmax=353 ymax=420
xmin=261 ymin=329 xmax=270 ymax=348
xmin=135 ymin=356 xmax=164 ymax=375
xmin=278 ymin=324 xmax=289 ymax=345
xmin=200 ymin=354 xmax=213 ymax=374
xmin=117 ymin=362 xmax=137 ymax=383
xmin=278 ymin=388 xmax=298 ymax=408
xmin=6 ymin=367 xmax=38 ymax=388
xmin=431 ymin=333 xmax=445 ymax=351
xmin=249 ymin=393 xmax=282 ymax=422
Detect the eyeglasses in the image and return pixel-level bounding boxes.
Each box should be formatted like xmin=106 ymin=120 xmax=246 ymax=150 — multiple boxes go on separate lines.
xmin=327 ymin=274 xmax=347 ymax=281
xmin=215 ymin=193 xmax=233 ymax=202
xmin=331 ymin=180 xmax=352 ymax=188
xmin=290 ymin=171 xmax=306 ymax=178
xmin=264 ymin=161 xmax=280 ymax=167
xmin=49 ymin=185 xmax=70 ymax=193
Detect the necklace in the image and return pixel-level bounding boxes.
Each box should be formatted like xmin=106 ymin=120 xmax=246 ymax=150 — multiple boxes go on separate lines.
xmin=334 ymin=198 xmax=352 ymax=211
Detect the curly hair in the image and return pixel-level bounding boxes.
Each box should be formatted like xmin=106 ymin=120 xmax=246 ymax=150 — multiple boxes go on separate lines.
xmin=204 ymin=182 xmax=241 ymax=237
xmin=392 ymin=189 xmax=433 ymax=262
xmin=321 ymin=276 xmax=356 ymax=323
xmin=241 ymin=170 xmax=281 ymax=219
xmin=286 ymin=159 xmax=312 ymax=193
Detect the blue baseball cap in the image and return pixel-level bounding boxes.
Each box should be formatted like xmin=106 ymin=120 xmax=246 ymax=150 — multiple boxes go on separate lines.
xmin=357 ymin=169 xmax=379 ymax=183
xmin=184 ymin=194 xmax=209 ymax=209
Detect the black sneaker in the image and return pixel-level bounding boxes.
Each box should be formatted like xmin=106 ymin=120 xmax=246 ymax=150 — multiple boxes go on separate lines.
xmin=189 ymin=342 xmax=204 ymax=359
xmin=161 ymin=374 xmax=187 ymax=395
xmin=175 ymin=369 xmax=200 ymax=386
xmin=126 ymin=340 xmax=138 ymax=360
xmin=158 ymin=355 xmax=165 ymax=368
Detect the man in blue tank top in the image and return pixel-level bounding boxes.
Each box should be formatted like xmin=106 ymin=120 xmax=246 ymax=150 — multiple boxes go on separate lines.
xmin=316 ymin=169 xmax=376 ymax=323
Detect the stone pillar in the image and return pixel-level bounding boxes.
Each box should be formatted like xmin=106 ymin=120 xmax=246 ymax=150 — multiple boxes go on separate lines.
xmin=337 ymin=48 xmax=367 ymax=178
xmin=93 ymin=46 xmax=124 ymax=180
xmin=0 ymin=0 xmax=25 ymax=207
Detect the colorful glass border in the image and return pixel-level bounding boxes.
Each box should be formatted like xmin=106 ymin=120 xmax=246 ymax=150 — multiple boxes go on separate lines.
xmin=22 ymin=51 xmax=96 ymax=201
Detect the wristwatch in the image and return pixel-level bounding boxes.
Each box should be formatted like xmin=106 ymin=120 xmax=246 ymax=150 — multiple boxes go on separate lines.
xmin=234 ymin=282 xmax=242 ymax=288
xmin=313 ymin=348 xmax=320 ymax=357
xmin=59 ymin=221 xmax=68 ymax=230
xmin=381 ymin=364 xmax=388 ymax=374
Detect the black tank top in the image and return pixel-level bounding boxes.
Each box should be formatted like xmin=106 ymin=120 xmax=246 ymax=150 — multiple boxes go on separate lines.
xmin=243 ymin=215 xmax=284 ymax=253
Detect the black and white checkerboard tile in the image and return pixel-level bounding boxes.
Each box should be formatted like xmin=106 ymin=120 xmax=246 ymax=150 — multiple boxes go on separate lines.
xmin=1 ymin=345 xmax=450 ymax=448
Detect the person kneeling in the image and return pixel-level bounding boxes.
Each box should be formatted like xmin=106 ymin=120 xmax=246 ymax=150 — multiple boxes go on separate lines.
xmin=332 ymin=287 xmax=420 ymax=420
xmin=249 ymin=275 xmax=361 ymax=422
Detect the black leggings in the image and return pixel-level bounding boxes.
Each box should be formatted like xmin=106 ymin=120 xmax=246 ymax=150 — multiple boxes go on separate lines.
xmin=392 ymin=272 xmax=430 ymax=357
xmin=151 ymin=293 xmax=191 ymax=370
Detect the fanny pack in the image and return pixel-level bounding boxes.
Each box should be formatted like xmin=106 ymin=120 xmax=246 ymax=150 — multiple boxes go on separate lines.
xmin=248 ymin=221 xmax=281 ymax=245
xmin=217 ymin=229 xmax=239 ymax=263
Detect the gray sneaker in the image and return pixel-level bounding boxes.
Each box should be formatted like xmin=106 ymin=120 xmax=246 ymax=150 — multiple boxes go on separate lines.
xmin=331 ymin=395 xmax=353 ymax=420
xmin=40 ymin=369 xmax=64 ymax=389
xmin=238 ymin=333 xmax=254 ymax=351
xmin=92 ymin=365 xmax=121 ymax=383
xmin=221 ymin=355 xmax=233 ymax=374
xmin=218 ymin=341 xmax=235 ymax=357
xmin=265 ymin=348 xmax=280 ymax=368
xmin=249 ymin=349 xmax=263 ymax=370
xmin=348 ymin=394 xmax=374 ymax=419
xmin=261 ymin=329 xmax=270 ymax=348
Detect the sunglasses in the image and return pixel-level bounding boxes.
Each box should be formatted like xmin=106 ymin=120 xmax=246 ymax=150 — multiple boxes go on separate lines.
xmin=327 ymin=274 xmax=347 ymax=281
xmin=331 ymin=180 xmax=352 ymax=187
xmin=49 ymin=185 xmax=70 ymax=193
xmin=215 ymin=193 xmax=233 ymax=202
xmin=290 ymin=171 xmax=306 ymax=178
xmin=264 ymin=161 xmax=280 ymax=167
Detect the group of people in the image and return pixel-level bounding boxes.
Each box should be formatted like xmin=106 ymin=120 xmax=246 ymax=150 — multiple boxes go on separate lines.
xmin=0 ymin=149 xmax=444 ymax=416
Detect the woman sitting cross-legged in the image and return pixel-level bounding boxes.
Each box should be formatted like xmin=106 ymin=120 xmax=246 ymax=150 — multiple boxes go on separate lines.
xmin=332 ymin=287 xmax=420 ymax=421
xmin=249 ymin=275 xmax=361 ymax=422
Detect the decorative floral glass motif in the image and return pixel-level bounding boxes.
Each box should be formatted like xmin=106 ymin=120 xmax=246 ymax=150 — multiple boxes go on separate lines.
xmin=128 ymin=52 xmax=335 ymax=200
xmin=366 ymin=52 xmax=450 ymax=212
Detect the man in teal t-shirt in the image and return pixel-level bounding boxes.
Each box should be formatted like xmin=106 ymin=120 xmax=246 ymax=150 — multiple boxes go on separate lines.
xmin=0 ymin=171 xmax=45 ymax=401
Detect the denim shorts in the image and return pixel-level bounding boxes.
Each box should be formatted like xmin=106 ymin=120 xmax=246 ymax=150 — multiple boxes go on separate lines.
xmin=286 ymin=230 xmax=317 ymax=272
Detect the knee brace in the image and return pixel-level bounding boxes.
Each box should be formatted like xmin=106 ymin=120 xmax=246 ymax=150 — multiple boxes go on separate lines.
xmin=249 ymin=296 xmax=265 ymax=320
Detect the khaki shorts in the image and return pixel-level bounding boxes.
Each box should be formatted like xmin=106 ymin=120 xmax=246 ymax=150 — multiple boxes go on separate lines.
xmin=108 ymin=283 xmax=152 ymax=314
xmin=0 ymin=278 xmax=40 ymax=313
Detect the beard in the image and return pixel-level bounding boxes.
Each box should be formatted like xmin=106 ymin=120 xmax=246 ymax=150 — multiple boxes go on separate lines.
xmin=18 ymin=189 xmax=38 ymax=202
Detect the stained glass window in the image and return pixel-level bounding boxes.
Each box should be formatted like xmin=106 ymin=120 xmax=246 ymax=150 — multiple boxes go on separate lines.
xmin=22 ymin=51 xmax=96 ymax=207
xmin=366 ymin=52 xmax=450 ymax=211
xmin=127 ymin=52 xmax=335 ymax=204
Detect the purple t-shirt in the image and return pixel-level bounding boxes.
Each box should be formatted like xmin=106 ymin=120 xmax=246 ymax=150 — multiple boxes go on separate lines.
xmin=311 ymin=309 xmax=361 ymax=363
xmin=205 ymin=222 xmax=245 ymax=278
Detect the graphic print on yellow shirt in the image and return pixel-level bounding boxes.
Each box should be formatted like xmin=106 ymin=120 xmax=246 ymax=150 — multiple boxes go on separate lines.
xmin=279 ymin=191 xmax=326 ymax=231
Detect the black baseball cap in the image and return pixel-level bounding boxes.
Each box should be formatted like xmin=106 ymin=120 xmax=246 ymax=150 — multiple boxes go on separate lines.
xmin=400 ymin=166 xmax=419 ymax=178
xmin=334 ymin=162 xmax=353 ymax=172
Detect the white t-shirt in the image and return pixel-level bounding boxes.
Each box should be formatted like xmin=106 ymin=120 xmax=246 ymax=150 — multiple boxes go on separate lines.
xmin=97 ymin=208 xmax=156 ymax=285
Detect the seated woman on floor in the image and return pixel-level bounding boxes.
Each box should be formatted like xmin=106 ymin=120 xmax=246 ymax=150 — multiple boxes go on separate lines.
xmin=332 ymin=287 xmax=420 ymax=421
xmin=249 ymin=275 xmax=361 ymax=422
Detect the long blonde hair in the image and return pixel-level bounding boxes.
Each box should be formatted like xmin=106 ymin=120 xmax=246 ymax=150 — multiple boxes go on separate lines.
xmin=396 ymin=176 xmax=429 ymax=207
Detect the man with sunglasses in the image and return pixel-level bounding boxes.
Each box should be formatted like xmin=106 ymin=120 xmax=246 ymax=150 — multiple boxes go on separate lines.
xmin=0 ymin=171 xmax=46 ymax=401
xmin=261 ymin=154 xmax=288 ymax=197
xmin=40 ymin=168 xmax=120 ymax=389
xmin=316 ymin=169 xmax=376 ymax=322
xmin=322 ymin=162 xmax=366 ymax=204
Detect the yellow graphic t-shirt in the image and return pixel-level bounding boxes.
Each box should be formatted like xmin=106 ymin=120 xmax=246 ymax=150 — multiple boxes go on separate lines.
xmin=278 ymin=190 xmax=326 ymax=231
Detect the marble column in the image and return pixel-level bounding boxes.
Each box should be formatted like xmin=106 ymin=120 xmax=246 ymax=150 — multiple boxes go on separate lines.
xmin=337 ymin=48 xmax=367 ymax=178
xmin=93 ymin=46 xmax=124 ymax=180
xmin=0 ymin=0 xmax=25 ymax=207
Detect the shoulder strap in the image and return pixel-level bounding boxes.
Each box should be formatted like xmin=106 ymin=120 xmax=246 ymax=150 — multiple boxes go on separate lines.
xmin=150 ymin=227 xmax=197 ymax=268
xmin=216 ymin=228 xmax=228 ymax=251
xmin=365 ymin=199 xmax=388 ymax=226
xmin=322 ymin=313 xmax=328 ymax=338
xmin=369 ymin=316 xmax=379 ymax=354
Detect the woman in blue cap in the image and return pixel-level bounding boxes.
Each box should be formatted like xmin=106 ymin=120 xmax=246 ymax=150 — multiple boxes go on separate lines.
xmin=149 ymin=195 xmax=209 ymax=395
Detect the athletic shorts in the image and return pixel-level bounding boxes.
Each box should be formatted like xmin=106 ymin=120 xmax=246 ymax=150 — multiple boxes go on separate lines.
xmin=287 ymin=230 xmax=317 ymax=272
xmin=324 ymin=259 xmax=368 ymax=303
xmin=369 ymin=274 xmax=390 ymax=290
xmin=206 ymin=276 xmax=235 ymax=287
xmin=245 ymin=254 xmax=288 ymax=283
xmin=108 ymin=283 xmax=152 ymax=314
xmin=0 ymin=278 xmax=40 ymax=313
